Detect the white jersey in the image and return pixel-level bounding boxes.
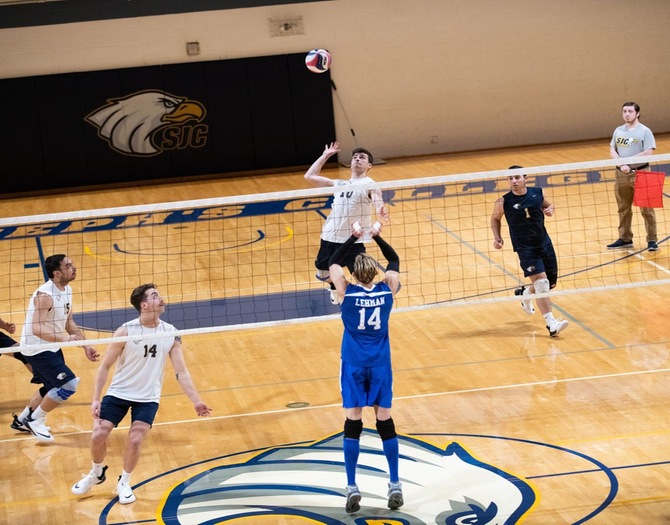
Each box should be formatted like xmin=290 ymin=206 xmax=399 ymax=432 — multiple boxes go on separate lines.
xmin=20 ymin=280 xmax=73 ymax=356
xmin=321 ymin=177 xmax=376 ymax=244
xmin=106 ymin=318 xmax=177 ymax=403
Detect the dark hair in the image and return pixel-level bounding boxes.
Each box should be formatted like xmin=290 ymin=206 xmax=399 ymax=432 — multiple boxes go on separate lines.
xmin=352 ymin=147 xmax=373 ymax=165
xmin=622 ymin=101 xmax=640 ymax=113
xmin=508 ymin=165 xmax=523 ymax=170
xmin=44 ymin=254 xmax=67 ymax=279
xmin=130 ymin=283 xmax=157 ymax=312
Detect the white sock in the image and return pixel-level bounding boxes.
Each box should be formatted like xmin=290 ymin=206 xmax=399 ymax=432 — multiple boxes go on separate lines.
xmin=18 ymin=406 xmax=31 ymax=421
xmin=31 ymin=406 xmax=47 ymax=420
xmin=92 ymin=462 xmax=105 ymax=476
xmin=543 ymin=313 xmax=556 ymax=325
xmin=120 ymin=470 xmax=132 ymax=484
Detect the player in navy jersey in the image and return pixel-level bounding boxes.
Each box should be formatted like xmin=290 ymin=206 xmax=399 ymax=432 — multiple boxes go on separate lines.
xmin=490 ymin=166 xmax=569 ymax=337
xmin=329 ymin=221 xmax=402 ymax=513
xmin=1 ymin=316 xmax=49 ymax=434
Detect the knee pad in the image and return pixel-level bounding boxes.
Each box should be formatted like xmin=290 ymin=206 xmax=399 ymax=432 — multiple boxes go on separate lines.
xmin=46 ymin=376 xmax=80 ymax=403
xmin=344 ymin=418 xmax=363 ymax=440
xmin=315 ymin=270 xmax=330 ymax=282
xmin=38 ymin=385 xmax=50 ymax=398
xmin=534 ymin=278 xmax=550 ymax=294
xmin=376 ymin=418 xmax=397 ymax=441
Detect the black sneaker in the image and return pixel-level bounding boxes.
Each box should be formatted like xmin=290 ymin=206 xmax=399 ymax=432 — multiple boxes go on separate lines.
xmin=607 ymin=239 xmax=633 ymax=249
xmin=648 ymin=241 xmax=659 ymax=252
xmin=10 ymin=413 xmax=31 ymax=433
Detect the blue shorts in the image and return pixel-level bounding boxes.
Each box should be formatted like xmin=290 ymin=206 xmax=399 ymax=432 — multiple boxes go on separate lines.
xmin=340 ymin=361 xmax=393 ymax=409
xmin=23 ymin=350 xmax=75 ymax=389
xmin=100 ymin=395 xmax=159 ymax=427
xmin=516 ymin=242 xmax=558 ymax=286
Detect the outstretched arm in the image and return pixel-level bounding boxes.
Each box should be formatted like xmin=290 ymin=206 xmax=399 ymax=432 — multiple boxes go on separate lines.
xmin=370 ymin=226 xmax=400 ymax=294
xmin=91 ymin=326 xmax=127 ymax=418
xmin=304 ymin=141 xmax=340 ymax=187
xmin=169 ymin=338 xmax=212 ymax=417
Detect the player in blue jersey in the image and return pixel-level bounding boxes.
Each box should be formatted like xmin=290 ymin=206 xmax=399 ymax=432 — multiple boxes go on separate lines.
xmin=329 ymin=221 xmax=402 ymax=513
xmin=490 ymin=166 xmax=569 ymax=337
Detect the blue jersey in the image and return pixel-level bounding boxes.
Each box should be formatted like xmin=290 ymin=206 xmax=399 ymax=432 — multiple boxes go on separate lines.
xmin=502 ymin=187 xmax=551 ymax=252
xmin=339 ymin=281 xmax=394 ymax=368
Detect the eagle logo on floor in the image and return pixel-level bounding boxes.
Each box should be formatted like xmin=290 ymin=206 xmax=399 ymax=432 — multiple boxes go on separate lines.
xmin=86 ymin=90 xmax=207 ymax=156
xmin=157 ymin=429 xmax=536 ymax=524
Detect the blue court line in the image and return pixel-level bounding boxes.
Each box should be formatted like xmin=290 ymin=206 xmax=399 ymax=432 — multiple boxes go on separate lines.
xmin=75 ymin=288 xmax=340 ymax=332
xmin=34 ymin=236 xmax=48 ymax=282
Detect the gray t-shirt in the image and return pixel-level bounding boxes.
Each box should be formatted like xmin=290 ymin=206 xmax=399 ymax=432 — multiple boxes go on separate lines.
xmin=611 ymin=123 xmax=656 ymax=168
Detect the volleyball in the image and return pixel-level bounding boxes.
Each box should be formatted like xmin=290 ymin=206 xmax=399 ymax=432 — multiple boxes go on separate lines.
xmin=305 ymin=48 xmax=332 ymax=74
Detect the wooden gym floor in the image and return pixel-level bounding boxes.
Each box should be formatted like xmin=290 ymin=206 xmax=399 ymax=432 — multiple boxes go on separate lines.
xmin=1 ymin=137 xmax=669 ymax=524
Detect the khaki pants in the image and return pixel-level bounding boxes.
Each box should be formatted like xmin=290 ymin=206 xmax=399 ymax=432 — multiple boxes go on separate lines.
xmin=614 ymin=169 xmax=657 ymax=243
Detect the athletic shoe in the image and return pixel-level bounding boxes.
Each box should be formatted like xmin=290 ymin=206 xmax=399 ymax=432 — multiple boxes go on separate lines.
xmin=71 ymin=465 xmax=108 ymax=495
xmin=23 ymin=414 xmax=54 ymax=443
xmin=607 ymin=239 xmax=633 ymax=249
xmin=115 ymin=477 xmax=136 ymax=504
xmin=547 ymin=319 xmax=569 ymax=337
xmin=10 ymin=413 xmax=31 ymax=433
xmin=514 ymin=286 xmax=535 ymax=315
xmin=345 ymin=484 xmax=361 ymax=513
xmin=648 ymin=241 xmax=659 ymax=252
xmin=387 ymin=481 xmax=404 ymax=510
xmin=329 ymin=287 xmax=340 ymax=305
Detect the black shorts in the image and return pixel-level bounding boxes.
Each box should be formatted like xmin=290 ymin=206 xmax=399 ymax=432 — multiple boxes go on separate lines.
xmin=516 ymin=242 xmax=558 ymax=286
xmin=315 ymin=239 xmax=366 ymax=273
xmin=0 ymin=331 xmax=17 ymax=348
xmin=0 ymin=332 xmax=27 ymax=364
xmin=23 ymin=350 xmax=75 ymax=389
xmin=100 ymin=395 xmax=159 ymax=427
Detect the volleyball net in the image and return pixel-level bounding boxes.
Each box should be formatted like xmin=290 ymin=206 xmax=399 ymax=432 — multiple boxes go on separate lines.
xmin=1 ymin=153 xmax=669 ymax=352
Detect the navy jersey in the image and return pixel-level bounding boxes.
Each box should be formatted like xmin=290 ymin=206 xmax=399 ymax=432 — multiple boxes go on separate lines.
xmin=502 ymin=187 xmax=551 ymax=251
xmin=340 ymin=281 xmax=394 ymax=368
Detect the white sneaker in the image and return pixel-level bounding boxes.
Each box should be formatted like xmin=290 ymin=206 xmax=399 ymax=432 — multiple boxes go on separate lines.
xmin=329 ymin=287 xmax=340 ymax=305
xmin=115 ymin=477 xmax=136 ymax=504
xmin=345 ymin=484 xmax=361 ymax=513
xmin=547 ymin=319 xmax=569 ymax=337
xmin=23 ymin=414 xmax=54 ymax=443
xmin=72 ymin=466 xmax=108 ymax=495
xmin=387 ymin=481 xmax=404 ymax=509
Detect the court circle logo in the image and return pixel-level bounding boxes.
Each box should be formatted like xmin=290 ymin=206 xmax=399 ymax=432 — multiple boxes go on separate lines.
xmin=86 ymin=90 xmax=208 ymax=157
xmin=156 ymin=430 xmax=541 ymax=524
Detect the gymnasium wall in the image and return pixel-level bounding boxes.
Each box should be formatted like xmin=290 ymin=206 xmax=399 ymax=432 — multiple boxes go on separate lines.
xmin=0 ymin=0 xmax=668 ymax=178
xmin=0 ymin=54 xmax=335 ymax=193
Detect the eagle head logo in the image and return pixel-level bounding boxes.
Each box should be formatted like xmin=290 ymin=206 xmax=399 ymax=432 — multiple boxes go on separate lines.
xmin=86 ymin=90 xmax=206 ymax=156
xmin=157 ymin=430 xmax=536 ymax=524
